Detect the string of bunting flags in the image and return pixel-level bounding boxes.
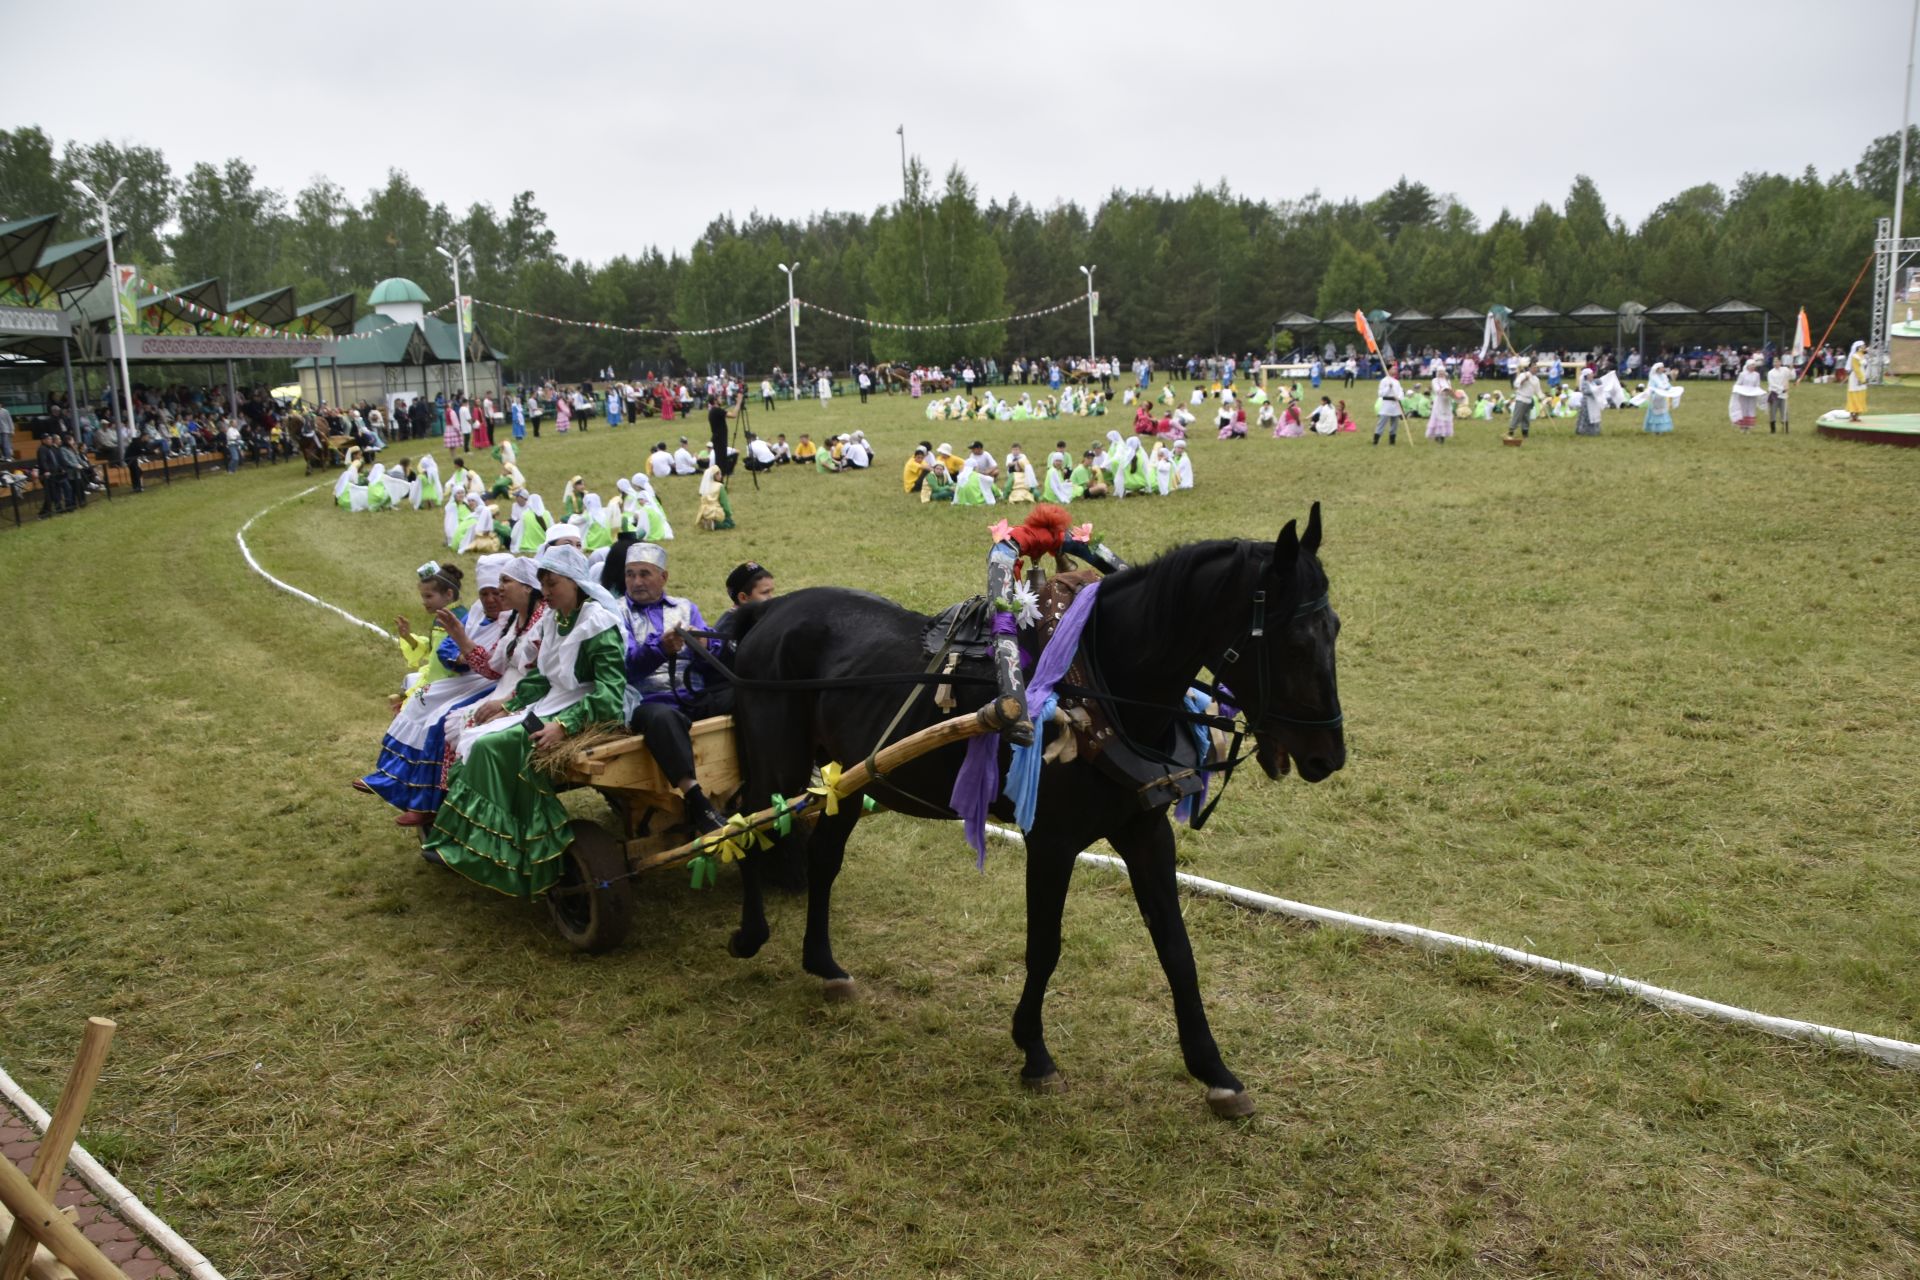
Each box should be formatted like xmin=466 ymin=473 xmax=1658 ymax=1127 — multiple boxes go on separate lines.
xmin=469 ymin=296 xmax=788 ymax=337
xmin=121 ymin=268 xmax=450 ymax=342
xmin=463 ymin=293 xmax=1089 ymax=339
xmin=797 ymin=295 xmax=1085 ymax=331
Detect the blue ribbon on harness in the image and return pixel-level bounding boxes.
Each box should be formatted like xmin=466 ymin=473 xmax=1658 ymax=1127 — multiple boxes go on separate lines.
xmin=995 ymin=581 xmax=1103 ymax=844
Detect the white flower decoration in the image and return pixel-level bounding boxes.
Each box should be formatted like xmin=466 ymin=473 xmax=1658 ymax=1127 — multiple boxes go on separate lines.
xmin=1009 ymin=580 xmax=1042 ymax=628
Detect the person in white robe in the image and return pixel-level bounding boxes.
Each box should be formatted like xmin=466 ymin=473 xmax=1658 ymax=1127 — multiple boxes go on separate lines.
xmin=443 ymin=485 xmax=465 ymax=547
xmin=458 ymin=494 xmax=496 ymax=553
xmin=1727 ymin=358 xmax=1765 ymax=430
xmin=386 ymin=463 xmax=415 ymax=508
xmin=1149 ymin=440 xmax=1174 ymax=495
xmin=414 ymin=454 xmax=442 ymax=509
xmin=1171 ymin=440 xmax=1194 ymax=490
xmin=511 ymin=493 xmax=554 ymax=554
xmin=1044 ymin=457 xmax=1075 ymax=504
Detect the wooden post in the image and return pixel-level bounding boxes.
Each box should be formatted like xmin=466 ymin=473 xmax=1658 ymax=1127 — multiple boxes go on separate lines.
xmin=0 ymin=1160 xmax=126 ymax=1280
xmin=0 ymin=1018 xmax=116 ymax=1280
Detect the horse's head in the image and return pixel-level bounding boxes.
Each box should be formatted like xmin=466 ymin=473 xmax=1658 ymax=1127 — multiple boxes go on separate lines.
xmin=1216 ymin=503 xmax=1346 ymax=783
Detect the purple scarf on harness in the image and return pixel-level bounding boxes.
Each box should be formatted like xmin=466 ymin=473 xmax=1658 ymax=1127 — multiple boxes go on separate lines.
xmin=950 ymin=579 xmax=1102 ymax=862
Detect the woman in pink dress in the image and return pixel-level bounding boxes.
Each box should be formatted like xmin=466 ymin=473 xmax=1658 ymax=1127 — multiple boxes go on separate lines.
xmin=442 ymin=402 xmax=462 ymax=452
xmin=909 ymin=369 xmax=923 ymax=399
xmin=1275 ymin=398 xmax=1305 ymax=438
xmin=555 ymin=395 xmax=572 ymax=434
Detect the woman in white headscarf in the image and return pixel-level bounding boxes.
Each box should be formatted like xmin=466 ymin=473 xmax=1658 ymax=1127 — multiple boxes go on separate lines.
xmin=1171 ymin=440 xmax=1194 ymax=489
xmin=1044 ymin=454 xmax=1076 ymax=504
xmin=424 ymin=544 xmax=625 ymax=897
xmin=1727 ymin=357 xmax=1765 ymax=430
xmin=1149 ymin=439 xmax=1174 ymax=495
xmin=442 ymin=485 xmax=465 ymax=546
xmin=1643 ymin=362 xmax=1678 ymax=434
xmin=1573 ymin=367 xmax=1604 ymax=436
xmin=512 ymin=493 xmax=553 ymax=554
xmin=456 ymin=493 xmax=495 ymax=553
xmin=385 ymin=462 xmax=415 ymax=508
xmin=1426 ymin=369 xmax=1456 ymax=443
xmin=415 ymin=454 xmax=442 ymax=509
xmin=357 ymin=554 xmax=511 ymax=826
xmin=1845 ymin=340 xmax=1869 ymax=421
xmin=581 ymin=491 xmax=612 ymax=551
xmin=443 ymin=556 xmax=546 ymax=769
xmin=628 ymin=472 xmax=673 ymax=540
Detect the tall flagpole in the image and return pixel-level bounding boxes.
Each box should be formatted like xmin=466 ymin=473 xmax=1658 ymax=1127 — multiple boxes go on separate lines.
xmin=1884 ymin=0 xmax=1919 ymax=370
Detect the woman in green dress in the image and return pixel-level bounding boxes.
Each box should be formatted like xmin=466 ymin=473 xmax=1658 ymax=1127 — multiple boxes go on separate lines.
xmin=424 ymin=545 xmax=625 ymax=897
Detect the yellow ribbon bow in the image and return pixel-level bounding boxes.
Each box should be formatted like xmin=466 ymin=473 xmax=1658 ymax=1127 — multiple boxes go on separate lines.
xmin=810 ymin=762 xmax=845 ymax=817
xmin=716 ymin=813 xmax=771 ymax=865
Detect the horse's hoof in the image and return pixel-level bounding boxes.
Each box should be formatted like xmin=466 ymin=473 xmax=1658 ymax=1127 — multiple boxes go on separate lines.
xmin=822 ymin=977 xmax=857 ymax=1003
xmin=1021 ymin=1071 xmax=1067 ymax=1095
xmin=727 ymin=930 xmax=766 ymax=959
xmin=1206 ymin=1087 xmax=1255 ymax=1119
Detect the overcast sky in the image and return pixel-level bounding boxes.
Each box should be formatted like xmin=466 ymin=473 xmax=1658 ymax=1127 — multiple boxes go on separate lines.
xmin=6 ymin=0 xmax=1911 ymax=265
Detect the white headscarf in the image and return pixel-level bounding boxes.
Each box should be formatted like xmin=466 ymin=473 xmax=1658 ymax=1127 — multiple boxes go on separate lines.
xmin=503 ymin=556 xmax=540 ymax=589
xmin=476 ymin=552 xmax=513 ymax=591
xmin=534 ymin=543 xmax=618 ymax=612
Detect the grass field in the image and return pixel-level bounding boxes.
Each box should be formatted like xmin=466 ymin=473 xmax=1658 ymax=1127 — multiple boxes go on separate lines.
xmin=3 ymin=375 xmax=1918 ymax=1278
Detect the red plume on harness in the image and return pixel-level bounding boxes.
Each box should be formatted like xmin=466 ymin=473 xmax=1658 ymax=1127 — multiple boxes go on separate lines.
xmin=1006 ymin=503 xmax=1071 ymax=573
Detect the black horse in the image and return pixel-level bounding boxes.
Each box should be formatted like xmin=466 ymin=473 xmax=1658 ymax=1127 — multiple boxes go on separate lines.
xmin=726 ymin=505 xmax=1344 ymax=1117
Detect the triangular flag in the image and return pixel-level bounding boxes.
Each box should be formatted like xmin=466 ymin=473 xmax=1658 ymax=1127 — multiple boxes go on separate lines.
xmin=1353 ymin=310 xmax=1377 ymax=354
xmin=1792 ymin=307 xmax=1810 ymax=360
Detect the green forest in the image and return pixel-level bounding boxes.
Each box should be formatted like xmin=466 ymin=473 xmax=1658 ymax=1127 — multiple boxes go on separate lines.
xmin=4 ymin=125 xmax=1915 ymax=375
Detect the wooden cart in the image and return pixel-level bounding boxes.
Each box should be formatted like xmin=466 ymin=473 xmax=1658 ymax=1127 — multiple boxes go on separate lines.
xmin=540 ymin=698 xmax=1018 ymax=953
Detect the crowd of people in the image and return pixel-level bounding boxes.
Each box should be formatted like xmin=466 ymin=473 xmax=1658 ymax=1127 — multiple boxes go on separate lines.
xmin=901 ymin=432 xmax=1192 ymax=505
xmin=4 ymin=380 xmax=308 ymax=519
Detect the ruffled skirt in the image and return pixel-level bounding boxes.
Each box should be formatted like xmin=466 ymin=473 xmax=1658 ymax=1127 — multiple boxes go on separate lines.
xmin=361 ymin=673 xmax=492 ymax=810
xmin=423 ymin=725 xmax=573 ymax=898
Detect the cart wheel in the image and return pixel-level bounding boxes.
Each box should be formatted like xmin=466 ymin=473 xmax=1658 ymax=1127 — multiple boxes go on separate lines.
xmin=546 ymin=819 xmax=634 ymax=954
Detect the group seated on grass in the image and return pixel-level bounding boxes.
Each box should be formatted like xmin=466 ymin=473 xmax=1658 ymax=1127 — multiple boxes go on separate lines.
xmin=901 ymin=432 xmax=1191 ymax=505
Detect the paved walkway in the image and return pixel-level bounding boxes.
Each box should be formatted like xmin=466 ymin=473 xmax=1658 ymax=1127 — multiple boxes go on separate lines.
xmin=1 ymin=1101 xmax=178 ymax=1280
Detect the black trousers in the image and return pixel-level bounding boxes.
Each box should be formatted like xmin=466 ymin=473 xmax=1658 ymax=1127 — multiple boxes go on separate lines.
xmin=629 ymin=689 xmax=734 ymax=783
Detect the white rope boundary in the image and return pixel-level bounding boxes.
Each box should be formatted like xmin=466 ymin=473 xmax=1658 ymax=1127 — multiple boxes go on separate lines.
xmin=237 ymin=485 xmax=392 ymax=640
xmin=233 ymin=491 xmax=1920 ymax=1072
xmin=977 ymin=826 xmax=1919 ymax=1070
xmin=0 ymin=1064 xmax=228 ymax=1280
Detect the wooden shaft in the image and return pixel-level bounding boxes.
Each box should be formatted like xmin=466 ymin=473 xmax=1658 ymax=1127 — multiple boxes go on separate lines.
xmin=0 ymin=1202 xmax=73 ymax=1280
xmin=0 ymin=1160 xmax=127 ymax=1280
xmin=0 ymin=1019 xmax=116 ymax=1280
xmin=623 ymin=702 xmax=1008 ymax=874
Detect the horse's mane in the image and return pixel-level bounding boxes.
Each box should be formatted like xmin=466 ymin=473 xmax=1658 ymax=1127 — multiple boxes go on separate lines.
xmin=1107 ymin=535 xmax=1326 ymax=623
xmin=1108 ymin=538 xmax=1266 ymax=621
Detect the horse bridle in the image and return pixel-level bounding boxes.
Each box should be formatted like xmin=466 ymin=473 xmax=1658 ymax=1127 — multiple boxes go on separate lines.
xmin=1210 ymin=588 xmax=1345 ymax=735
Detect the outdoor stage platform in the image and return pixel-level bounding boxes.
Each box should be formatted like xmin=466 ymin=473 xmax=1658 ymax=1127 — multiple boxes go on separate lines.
xmin=1815 ymin=410 xmax=1920 ymax=447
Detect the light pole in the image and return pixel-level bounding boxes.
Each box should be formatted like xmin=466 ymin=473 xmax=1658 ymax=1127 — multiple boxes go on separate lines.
xmin=777 ymin=262 xmax=799 ymax=400
xmin=1884 ymin=0 xmax=1919 ymax=375
xmin=437 ymin=242 xmax=472 ymax=404
xmin=1079 ymin=264 xmax=1097 ymax=364
xmin=73 ymin=177 xmax=137 ymax=438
